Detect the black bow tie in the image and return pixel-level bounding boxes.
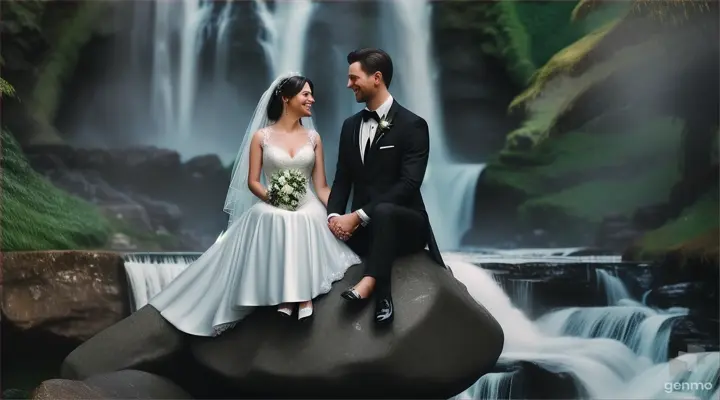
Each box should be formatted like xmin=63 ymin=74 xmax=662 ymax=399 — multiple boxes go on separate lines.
xmin=361 ymin=109 xmax=381 ymax=123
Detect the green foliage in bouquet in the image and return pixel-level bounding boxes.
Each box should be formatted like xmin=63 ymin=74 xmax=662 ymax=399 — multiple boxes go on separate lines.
xmin=267 ymin=169 xmax=307 ymax=211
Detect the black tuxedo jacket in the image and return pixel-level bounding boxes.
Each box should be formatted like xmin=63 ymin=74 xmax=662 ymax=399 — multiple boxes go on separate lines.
xmin=327 ymin=100 xmax=446 ymax=268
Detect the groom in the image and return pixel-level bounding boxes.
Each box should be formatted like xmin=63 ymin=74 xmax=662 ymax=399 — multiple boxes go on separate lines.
xmin=327 ymin=48 xmax=446 ymax=325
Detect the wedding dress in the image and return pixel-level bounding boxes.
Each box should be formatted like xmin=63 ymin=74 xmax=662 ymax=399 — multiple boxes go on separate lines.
xmin=149 ymin=127 xmax=361 ymax=337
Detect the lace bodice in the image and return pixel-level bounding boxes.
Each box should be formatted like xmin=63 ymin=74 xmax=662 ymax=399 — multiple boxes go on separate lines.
xmin=260 ymin=127 xmax=317 ymax=184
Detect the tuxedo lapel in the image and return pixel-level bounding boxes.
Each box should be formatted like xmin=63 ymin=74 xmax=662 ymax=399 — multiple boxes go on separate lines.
xmin=364 ymin=101 xmax=402 ymax=168
xmin=371 ymin=100 xmax=401 ymax=149
xmin=350 ymin=113 xmax=364 ymax=167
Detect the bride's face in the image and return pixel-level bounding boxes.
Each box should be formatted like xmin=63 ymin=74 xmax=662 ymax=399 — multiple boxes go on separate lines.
xmin=286 ymin=83 xmax=314 ymax=118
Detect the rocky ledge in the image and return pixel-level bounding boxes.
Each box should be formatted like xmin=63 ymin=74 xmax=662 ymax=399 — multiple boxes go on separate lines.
xmin=23 ymin=145 xmax=232 ymax=251
xmin=1 ymin=251 xmax=130 ymax=344
xmin=60 ymin=252 xmax=504 ymax=399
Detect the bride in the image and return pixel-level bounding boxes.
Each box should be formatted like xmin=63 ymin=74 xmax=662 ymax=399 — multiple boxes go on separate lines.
xmin=149 ymin=72 xmax=361 ymax=337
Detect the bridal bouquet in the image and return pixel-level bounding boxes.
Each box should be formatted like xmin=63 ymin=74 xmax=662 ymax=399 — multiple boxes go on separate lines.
xmin=267 ymin=169 xmax=307 ymax=211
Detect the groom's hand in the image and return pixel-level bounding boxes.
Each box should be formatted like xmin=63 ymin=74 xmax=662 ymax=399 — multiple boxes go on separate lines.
xmin=329 ymin=213 xmax=360 ymax=240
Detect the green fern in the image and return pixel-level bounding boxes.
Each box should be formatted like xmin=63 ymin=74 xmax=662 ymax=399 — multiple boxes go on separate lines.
xmin=1 ymin=77 xmax=17 ymax=98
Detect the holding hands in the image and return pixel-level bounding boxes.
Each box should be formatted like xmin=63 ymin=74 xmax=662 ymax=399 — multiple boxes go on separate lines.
xmin=328 ymin=212 xmax=361 ymax=241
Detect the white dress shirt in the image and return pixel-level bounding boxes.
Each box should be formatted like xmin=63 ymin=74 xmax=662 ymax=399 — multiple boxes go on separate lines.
xmin=329 ymin=95 xmax=394 ymax=226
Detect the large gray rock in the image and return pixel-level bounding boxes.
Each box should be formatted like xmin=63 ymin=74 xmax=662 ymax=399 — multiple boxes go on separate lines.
xmin=61 ymin=252 xmax=503 ymax=398
xmin=61 ymin=305 xmax=186 ymax=380
xmin=32 ymin=370 xmax=193 ymax=399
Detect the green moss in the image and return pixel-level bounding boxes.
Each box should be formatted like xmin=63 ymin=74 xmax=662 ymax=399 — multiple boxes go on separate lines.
xmin=30 ymin=1 xmax=106 ymax=123
xmin=518 ymin=163 xmax=680 ymax=226
xmin=493 ymin=115 xmax=683 ymax=184
xmin=535 ymin=117 xmax=683 ymax=176
xmin=483 ymin=116 xmax=685 ymax=238
xmin=0 ymin=130 xmax=111 ymax=250
xmin=508 ymin=20 xmax=619 ymax=113
xmin=635 ymin=192 xmax=719 ymax=256
xmin=1 ymin=77 xmax=17 ymax=98
xmin=435 ymin=0 xmax=536 ymax=87
xmin=514 ymin=0 xmax=585 ymax=67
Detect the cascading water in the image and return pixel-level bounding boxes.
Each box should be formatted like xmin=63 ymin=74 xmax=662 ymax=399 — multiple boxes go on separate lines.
xmin=254 ymin=0 xmax=316 ymax=79
xmin=384 ymin=0 xmax=486 ymax=251
xmin=124 ymin=254 xmax=194 ymax=312
xmin=596 ymin=268 xmax=632 ymax=304
xmin=444 ymin=255 xmax=718 ymax=400
xmin=149 ymin=0 xmax=212 ymax=140
xmin=214 ymin=1 xmax=234 ymax=82
xmin=177 ymin=0 xmax=209 ymax=139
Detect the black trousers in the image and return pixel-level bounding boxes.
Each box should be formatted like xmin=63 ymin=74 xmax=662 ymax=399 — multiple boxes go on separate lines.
xmin=346 ymin=203 xmax=428 ymax=295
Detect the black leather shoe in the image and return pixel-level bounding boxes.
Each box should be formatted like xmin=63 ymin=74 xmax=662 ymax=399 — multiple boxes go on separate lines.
xmin=374 ymin=296 xmax=394 ymax=324
xmin=341 ymin=288 xmax=365 ymax=301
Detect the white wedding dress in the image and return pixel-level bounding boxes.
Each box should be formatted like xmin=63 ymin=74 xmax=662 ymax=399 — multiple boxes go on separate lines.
xmin=149 ymin=128 xmax=361 ymax=337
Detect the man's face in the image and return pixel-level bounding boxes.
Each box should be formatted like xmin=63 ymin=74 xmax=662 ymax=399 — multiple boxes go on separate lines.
xmin=347 ymin=61 xmax=379 ymax=103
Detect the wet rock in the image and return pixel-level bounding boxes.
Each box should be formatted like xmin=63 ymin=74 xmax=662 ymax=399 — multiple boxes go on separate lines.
xmin=644 ymin=282 xmax=719 ymax=316
xmin=667 ymin=315 xmax=720 ymax=359
xmin=460 ymin=359 xmax=586 ymax=399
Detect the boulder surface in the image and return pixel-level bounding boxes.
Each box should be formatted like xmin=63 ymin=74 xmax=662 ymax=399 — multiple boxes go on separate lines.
xmin=62 ymin=252 xmax=504 ymax=398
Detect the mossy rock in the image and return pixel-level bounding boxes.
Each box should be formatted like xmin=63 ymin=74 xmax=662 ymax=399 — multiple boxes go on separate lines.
xmin=0 ymin=130 xmax=111 ymax=250
xmin=517 ymin=163 xmax=680 ymax=242
xmin=474 ymin=115 xmax=684 ymax=245
xmin=626 ymin=192 xmax=719 ymax=262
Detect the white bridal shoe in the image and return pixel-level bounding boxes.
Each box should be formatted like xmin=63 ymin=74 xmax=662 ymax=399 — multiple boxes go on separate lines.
xmin=277 ymin=304 xmax=294 ymax=316
xmin=298 ymin=304 xmax=313 ymax=320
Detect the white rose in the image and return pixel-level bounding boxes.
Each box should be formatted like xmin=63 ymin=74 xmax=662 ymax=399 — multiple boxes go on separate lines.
xmin=291 ymin=200 xmax=298 ymax=206
xmin=283 ymin=195 xmax=290 ymax=202
xmin=379 ymin=120 xmax=390 ymax=129
xmin=278 ymin=176 xmax=286 ymax=184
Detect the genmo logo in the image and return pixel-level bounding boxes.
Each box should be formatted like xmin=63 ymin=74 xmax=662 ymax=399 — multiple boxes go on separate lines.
xmin=664 ymin=344 xmax=716 ymax=395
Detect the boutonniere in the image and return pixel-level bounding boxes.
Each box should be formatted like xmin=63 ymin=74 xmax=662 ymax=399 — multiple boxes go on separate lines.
xmin=377 ymin=115 xmax=393 ymax=136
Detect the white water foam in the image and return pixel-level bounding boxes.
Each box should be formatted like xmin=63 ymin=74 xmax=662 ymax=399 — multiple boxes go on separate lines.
xmin=124 ymin=255 xmax=191 ymax=311
xmin=444 ymin=255 xmax=717 ymax=400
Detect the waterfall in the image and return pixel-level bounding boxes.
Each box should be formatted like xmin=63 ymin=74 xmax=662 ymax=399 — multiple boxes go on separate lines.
xmin=214 ymin=0 xmax=234 ymax=82
xmin=536 ymin=303 xmax=688 ymax=363
xmin=149 ymin=0 xmax=212 ymax=140
xmin=254 ymin=0 xmax=316 ymax=79
xmin=385 ymin=0 xmax=485 ymax=251
xmin=123 ymin=254 xmax=192 ymax=311
xmin=596 ymin=268 xmax=632 ymax=305
xmin=150 ymin=2 xmax=176 ymax=138
xmin=177 ymin=0 xmax=208 ymax=139
xmin=447 ymin=260 xmax=718 ymax=400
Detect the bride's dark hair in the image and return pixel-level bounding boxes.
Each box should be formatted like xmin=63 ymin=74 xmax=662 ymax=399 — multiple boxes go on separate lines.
xmin=266 ymin=75 xmax=314 ymax=121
